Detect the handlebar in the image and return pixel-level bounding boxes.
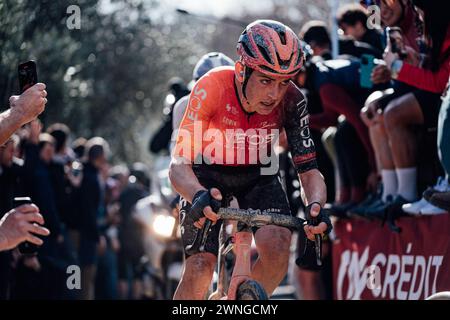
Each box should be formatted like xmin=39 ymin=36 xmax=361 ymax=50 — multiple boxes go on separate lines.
xmin=185 ymin=207 xmax=323 ymax=265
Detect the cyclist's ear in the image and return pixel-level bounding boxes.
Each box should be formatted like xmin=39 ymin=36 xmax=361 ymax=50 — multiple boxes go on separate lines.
xmin=235 ymin=61 xmax=245 ymax=83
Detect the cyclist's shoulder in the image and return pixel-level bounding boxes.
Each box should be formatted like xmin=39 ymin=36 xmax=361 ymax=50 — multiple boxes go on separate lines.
xmin=282 ymin=81 xmax=306 ymax=107
xmin=192 ymin=66 xmax=234 ymax=98
xmin=196 ymin=66 xmax=234 ymax=86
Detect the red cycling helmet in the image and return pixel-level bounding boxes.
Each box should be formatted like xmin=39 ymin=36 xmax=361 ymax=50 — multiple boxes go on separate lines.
xmin=237 ymin=20 xmax=304 ymax=78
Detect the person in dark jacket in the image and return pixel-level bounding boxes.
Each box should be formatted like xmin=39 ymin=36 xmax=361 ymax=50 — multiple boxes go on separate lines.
xmin=13 ymin=121 xmax=66 ymax=300
xmin=148 ymin=77 xmax=190 ymax=155
xmin=337 ymin=3 xmax=385 ymax=53
xmin=78 ymin=137 xmax=110 ymax=300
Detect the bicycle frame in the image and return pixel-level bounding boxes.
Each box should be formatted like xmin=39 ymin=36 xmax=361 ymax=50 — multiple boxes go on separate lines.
xmin=205 ymin=207 xmax=317 ymax=300
xmin=212 ymin=226 xmax=253 ymax=300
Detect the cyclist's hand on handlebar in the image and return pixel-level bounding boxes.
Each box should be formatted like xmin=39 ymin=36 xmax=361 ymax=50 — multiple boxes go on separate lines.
xmin=192 ymin=188 xmax=222 ymax=229
xmin=303 ymin=203 xmax=332 ymax=241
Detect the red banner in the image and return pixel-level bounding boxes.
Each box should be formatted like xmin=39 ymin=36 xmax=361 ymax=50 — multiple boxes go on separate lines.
xmin=332 ymin=214 xmax=450 ymax=300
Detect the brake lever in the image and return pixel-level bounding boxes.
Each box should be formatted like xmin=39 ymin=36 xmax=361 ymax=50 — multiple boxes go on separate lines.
xmin=310 ymin=215 xmax=322 ymax=267
xmin=306 ymin=204 xmax=323 ymax=267
xmin=185 ymin=219 xmax=213 ymax=256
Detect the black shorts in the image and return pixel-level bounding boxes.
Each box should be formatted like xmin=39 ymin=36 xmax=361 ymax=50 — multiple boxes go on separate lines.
xmin=179 ymin=165 xmax=292 ymax=258
xmin=375 ymin=82 xmax=442 ymax=129
xmin=413 ymin=89 xmax=442 ymax=129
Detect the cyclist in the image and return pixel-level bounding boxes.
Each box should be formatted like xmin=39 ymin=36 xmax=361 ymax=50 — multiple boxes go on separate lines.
xmin=170 ymin=20 xmax=332 ymax=300
xmin=172 ymin=52 xmax=235 ymax=133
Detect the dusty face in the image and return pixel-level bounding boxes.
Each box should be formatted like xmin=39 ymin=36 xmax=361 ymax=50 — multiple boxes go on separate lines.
xmin=0 ymin=141 xmax=15 ymax=167
xmin=380 ymin=0 xmax=404 ymax=27
xmin=242 ymin=69 xmax=292 ymax=115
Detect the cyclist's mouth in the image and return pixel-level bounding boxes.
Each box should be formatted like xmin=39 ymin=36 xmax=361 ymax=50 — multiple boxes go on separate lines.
xmin=261 ymin=101 xmax=275 ymax=108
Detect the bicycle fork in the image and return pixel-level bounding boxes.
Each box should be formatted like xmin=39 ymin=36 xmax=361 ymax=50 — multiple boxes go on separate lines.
xmin=225 ymin=231 xmax=253 ymax=300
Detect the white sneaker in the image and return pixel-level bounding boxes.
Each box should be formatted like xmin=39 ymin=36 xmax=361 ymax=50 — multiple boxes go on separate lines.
xmin=435 ymin=176 xmax=449 ymax=192
xmin=402 ymin=198 xmax=429 ymax=215
xmin=420 ymin=202 xmax=448 ymax=215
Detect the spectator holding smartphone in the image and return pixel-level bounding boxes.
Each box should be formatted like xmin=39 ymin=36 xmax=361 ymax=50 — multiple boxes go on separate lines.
xmin=0 ymin=203 xmax=50 ymax=252
xmin=0 ymin=83 xmax=47 ymax=146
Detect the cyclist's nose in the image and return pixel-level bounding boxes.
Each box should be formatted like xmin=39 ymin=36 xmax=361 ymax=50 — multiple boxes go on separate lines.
xmin=267 ymin=84 xmax=279 ymax=100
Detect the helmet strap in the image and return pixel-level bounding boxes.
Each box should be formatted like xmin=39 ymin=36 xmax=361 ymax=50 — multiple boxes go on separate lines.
xmin=242 ymin=66 xmax=253 ymax=101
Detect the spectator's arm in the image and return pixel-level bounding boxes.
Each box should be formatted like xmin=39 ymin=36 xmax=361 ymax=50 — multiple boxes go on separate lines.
xmin=395 ymin=60 xmax=450 ymax=94
xmin=0 ymin=84 xmax=47 ymax=146
xmin=0 ymin=109 xmax=22 ymax=146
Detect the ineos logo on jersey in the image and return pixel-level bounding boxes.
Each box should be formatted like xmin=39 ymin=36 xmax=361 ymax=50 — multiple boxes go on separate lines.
xmin=225 ymin=130 xmax=277 ymax=147
xmin=298 ymin=100 xmax=314 ymax=148
xmin=187 ymin=86 xmax=207 ymax=121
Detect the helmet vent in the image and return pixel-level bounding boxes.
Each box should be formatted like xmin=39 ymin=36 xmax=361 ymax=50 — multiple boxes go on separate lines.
xmin=257 ymin=44 xmax=273 ymax=64
xmin=242 ymin=42 xmax=256 ymax=58
xmin=278 ymin=31 xmax=286 ymax=45
xmin=277 ymin=52 xmax=293 ymax=68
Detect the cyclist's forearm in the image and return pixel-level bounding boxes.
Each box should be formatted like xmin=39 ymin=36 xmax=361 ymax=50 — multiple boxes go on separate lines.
xmin=298 ymin=169 xmax=326 ymax=206
xmin=169 ymin=161 xmax=207 ymax=203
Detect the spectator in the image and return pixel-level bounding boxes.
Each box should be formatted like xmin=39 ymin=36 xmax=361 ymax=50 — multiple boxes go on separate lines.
xmin=358 ymin=0 xmax=450 ymax=218
xmin=149 ymin=77 xmax=190 ymax=155
xmin=300 ymin=20 xmax=382 ymax=60
xmin=11 ymin=122 xmax=71 ymax=299
xmin=429 ymin=77 xmax=450 ymax=211
xmin=429 ymin=78 xmax=450 ymax=212
xmin=172 ymin=52 xmax=235 ymax=133
xmin=22 ymin=123 xmax=62 ymax=244
xmin=95 ymin=162 xmax=121 ymax=300
xmin=337 ymin=3 xmax=384 ymax=52
xmin=117 ymin=162 xmax=150 ymax=299
xmin=78 ymin=136 xmax=110 ymax=300
xmin=0 ymin=83 xmax=47 ymax=145
xmin=72 ymin=137 xmax=87 ymax=160
xmin=47 ymin=124 xmax=76 ymax=227
xmin=354 ymin=0 xmax=427 ymax=217
xmin=0 ymin=135 xmax=22 ymax=298
xmin=379 ymin=0 xmax=422 ymax=51
xmin=0 ymin=204 xmax=50 ymax=252
xmin=296 ymin=42 xmax=379 ymax=206
xmin=392 ymin=0 xmax=450 ymax=214
xmin=1 ymin=135 xmax=49 ymax=299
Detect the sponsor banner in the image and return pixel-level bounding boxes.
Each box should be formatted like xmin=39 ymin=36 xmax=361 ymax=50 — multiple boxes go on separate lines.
xmin=332 ymin=214 xmax=450 ymax=300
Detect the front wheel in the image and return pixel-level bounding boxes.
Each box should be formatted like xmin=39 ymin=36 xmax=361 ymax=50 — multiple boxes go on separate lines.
xmin=236 ymin=280 xmax=268 ymax=300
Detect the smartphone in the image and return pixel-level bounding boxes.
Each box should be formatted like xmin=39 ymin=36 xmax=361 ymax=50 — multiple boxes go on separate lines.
xmin=360 ymin=54 xmax=375 ymax=89
xmin=18 ymin=60 xmax=38 ymax=94
xmin=14 ymin=197 xmax=39 ymax=256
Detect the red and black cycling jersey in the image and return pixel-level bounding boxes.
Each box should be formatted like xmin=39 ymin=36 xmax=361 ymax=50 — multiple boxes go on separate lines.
xmin=173 ymin=66 xmax=317 ymax=174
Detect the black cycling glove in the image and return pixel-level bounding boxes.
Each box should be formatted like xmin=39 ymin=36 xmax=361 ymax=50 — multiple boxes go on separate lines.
xmin=189 ymin=189 xmax=222 ymax=222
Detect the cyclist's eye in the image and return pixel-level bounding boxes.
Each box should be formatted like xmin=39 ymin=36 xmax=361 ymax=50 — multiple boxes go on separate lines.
xmin=281 ymin=80 xmax=289 ymax=86
xmin=260 ymin=79 xmax=271 ymax=85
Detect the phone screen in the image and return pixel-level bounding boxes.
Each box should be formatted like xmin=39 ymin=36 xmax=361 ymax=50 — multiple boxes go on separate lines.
xmin=18 ymin=60 xmax=38 ymax=94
